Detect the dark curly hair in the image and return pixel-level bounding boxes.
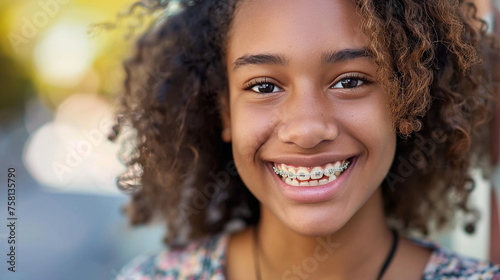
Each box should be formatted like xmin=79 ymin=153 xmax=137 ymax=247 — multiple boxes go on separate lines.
xmin=107 ymin=0 xmax=496 ymax=245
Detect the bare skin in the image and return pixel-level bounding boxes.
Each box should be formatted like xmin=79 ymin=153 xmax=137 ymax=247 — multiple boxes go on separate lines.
xmin=472 ymin=0 xmax=492 ymax=18
xmin=226 ymin=189 xmax=432 ymax=280
xmin=223 ymin=0 xmax=432 ymax=279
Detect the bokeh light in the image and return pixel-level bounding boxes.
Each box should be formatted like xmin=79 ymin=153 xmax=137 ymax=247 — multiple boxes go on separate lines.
xmin=33 ymin=20 xmax=97 ymax=88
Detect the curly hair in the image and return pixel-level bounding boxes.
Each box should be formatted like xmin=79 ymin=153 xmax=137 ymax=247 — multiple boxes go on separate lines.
xmin=108 ymin=0 xmax=496 ymax=245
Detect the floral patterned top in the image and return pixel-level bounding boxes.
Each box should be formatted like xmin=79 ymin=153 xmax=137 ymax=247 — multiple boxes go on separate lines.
xmin=116 ymin=232 xmax=500 ymax=280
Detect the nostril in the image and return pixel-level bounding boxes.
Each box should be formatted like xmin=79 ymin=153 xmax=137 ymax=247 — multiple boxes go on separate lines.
xmin=277 ymin=120 xmax=339 ymax=148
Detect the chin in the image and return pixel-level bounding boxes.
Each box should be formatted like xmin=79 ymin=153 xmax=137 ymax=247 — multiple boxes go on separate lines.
xmin=278 ymin=206 xmax=351 ymax=237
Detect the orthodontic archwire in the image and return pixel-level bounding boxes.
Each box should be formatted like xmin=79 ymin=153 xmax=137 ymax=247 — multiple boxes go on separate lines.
xmin=272 ymin=161 xmax=350 ymax=178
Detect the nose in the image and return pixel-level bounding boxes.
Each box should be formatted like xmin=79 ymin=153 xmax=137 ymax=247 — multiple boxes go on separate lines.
xmin=277 ymin=88 xmax=339 ymax=149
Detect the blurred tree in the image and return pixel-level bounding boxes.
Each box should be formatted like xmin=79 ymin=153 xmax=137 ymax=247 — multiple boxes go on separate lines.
xmin=0 ymin=45 xmax=33 ymax=125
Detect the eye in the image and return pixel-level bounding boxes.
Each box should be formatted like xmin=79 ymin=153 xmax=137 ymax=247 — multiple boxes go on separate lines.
xmin=244 ymin=79 xmax=283 ymax=94
xmin=331 ymin=78 xmax=366 ymax=89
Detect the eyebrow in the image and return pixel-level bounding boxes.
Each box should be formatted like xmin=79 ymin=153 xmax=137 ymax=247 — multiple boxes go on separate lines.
xmin=233 ymin=54 xmax=288 ymax=71
xmin=321 ymin=48 xmax=371 ymax=64
xmin=232 ymin=48 xmax=371 ymax=71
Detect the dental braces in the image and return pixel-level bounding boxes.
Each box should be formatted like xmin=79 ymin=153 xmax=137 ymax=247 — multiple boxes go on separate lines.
xmin=272 ymin=161 xmax=350 ymax=179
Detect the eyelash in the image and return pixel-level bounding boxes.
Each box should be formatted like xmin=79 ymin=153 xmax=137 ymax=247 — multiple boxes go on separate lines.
xmin=331 ymin=73 xmax=373 ymax=89
xmin=243 ymin=78 xmax=279 ymax=93
xmin=243 ymin=74 xmax=373 ymax=94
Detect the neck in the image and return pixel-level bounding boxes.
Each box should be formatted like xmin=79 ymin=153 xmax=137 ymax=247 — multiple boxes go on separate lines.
xmin=256 ymin=188 xmax=393 ymax=280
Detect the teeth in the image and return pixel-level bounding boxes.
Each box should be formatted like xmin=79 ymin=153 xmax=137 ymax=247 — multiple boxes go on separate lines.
xmin=324 ymin=163 xmax=334 ymax=177
xmin=310 ymin=167 xmax=323 ymax=179
xmin=329 ymin=174 xmax=337 ymax=182
xmin=286 ymin=177 xmax=299 ymax=186
xmin=281 ymin=164 xmax=288 ymax=178
xmin=287 ymin=167 xmax=296 ymax=179
xmin=274 ymin=160 xmax=350 ymax=187
xmin=296 ymin=167 xmax=310 ymax=181
xmin=332 ymin=162 xmax=341 ymax=177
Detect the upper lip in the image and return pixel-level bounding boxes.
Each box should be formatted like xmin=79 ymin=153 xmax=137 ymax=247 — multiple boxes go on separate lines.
xmin=264 ymin=153 xmax=356 ymax=167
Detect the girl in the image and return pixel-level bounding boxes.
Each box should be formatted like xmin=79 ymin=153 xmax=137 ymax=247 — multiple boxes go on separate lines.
xmin=112 ymin=0 xmax=500 ymax=279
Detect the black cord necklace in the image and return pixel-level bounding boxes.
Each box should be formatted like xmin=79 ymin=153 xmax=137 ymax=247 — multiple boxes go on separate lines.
xmin=253 ymin=227 xmax=399 ymax=280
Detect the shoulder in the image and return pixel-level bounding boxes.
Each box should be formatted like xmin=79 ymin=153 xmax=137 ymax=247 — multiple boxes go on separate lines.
xmin=410 ymin=237 xmax=500 ymax=280
xmin=116 ymin=232 xmax=230 ymax=280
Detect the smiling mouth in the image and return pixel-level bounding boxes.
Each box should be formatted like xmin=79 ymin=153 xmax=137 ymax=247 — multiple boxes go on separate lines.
xmin=272 ymin=160 xmax=350 ymax=187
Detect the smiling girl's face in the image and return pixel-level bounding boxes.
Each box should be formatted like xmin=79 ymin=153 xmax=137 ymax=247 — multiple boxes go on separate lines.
xmin=224 ymin=0 xmax=397 ymax=236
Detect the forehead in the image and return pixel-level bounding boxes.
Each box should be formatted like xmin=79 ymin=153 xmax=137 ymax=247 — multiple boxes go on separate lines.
xmin=227 ymin=0 xmax=366 ymax=62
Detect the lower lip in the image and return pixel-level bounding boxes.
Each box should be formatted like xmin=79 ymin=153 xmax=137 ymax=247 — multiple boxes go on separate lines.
xmin=269 ymin=157 xmax=356 ymax=204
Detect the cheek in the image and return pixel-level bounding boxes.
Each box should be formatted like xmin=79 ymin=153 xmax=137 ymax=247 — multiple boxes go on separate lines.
xmin=337 ymin=95 xmax=396 ymax=168
xmin=230 ymin=103 xmax=276 ymax=167
xmin=367 ymin=101 xmax=396 ymax=157
xmin=356 ymin=102 xmax=395 ymax=173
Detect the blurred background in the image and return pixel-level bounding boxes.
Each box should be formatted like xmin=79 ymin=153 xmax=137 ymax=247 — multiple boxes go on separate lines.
xmin=0 ymin=0 xmax=499 ymax=279
xmin=0 ymin=0 xmax=167 ymax=279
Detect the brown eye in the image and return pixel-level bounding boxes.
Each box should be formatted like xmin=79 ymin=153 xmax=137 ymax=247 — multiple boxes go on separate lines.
xmin=249 ymin=82 xmax=282 ymax=94
xmin=332 ymin=78 xmax=364 ymax=89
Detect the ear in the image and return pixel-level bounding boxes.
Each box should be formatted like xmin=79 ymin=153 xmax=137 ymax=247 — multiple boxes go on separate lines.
xmin=219 ymin=93 xmax=232 ymax=143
